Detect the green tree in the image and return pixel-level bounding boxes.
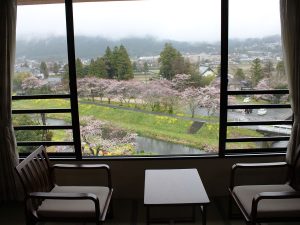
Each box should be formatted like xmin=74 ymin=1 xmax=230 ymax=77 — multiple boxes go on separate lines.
xmin=132 ymin=62 xmax=138 ymax=72
xmin=250 ymin=58 xmax=263 ymax=86
xmin=103 ymin=47 xmax=114 ymax=79
xmin=276 ymin=60 xmax=285 ymax=77
xmin=234 ymin=68 xmax=245 ymax=81
xmin=263 ymin=60 xmax=274 ymax=78
xmin=13 ymin=72 xmax=31 ymax=93
xmin=112 ymin=45 xmax=133 ymax=80
xmin=40 ymin=61 xmax=49 ymax=79
xmin=13 ymin=115 xmax=52 ymax=153
xmin=143 ymin=62 xmax=149 ymax=74
xmin=76 ymin=58 xmax=84 ymax=78
xmin=184 ymin=60 xmax=200 ymax=77
xmin=273 ymin=83 xmax=288 ymax=103
xmin=159 ymin=43 xmax=184 ymax=80
xmin=88 ymin=58 xmax=96 ymax=76
xmin=89 ymin=57 xmax=108 ymax=78
xmin=52 ymin=62 xmax=60 ymax=74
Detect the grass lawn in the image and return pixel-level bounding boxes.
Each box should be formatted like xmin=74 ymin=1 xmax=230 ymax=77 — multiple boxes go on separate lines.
xmin=79 ymin=98 xmax=219 ymax=122
xmin=13 ymin=99 xmax=262 ymax=152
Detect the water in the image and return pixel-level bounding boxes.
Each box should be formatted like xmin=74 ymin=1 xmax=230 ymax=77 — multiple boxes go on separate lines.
xmin=46 ymin=118 xmax=67 ymax=125
xmin=136 ymin=136 xmax=206 ymax=155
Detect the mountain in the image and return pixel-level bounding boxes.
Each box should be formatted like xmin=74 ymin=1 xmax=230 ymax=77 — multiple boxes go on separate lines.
xmin=16 ymin=35 xmax=281 ymax=61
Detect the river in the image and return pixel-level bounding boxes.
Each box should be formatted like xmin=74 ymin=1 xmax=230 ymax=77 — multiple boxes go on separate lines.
xmin=136 ymin=136 xmax=205 ymax=155
xmin=46 ymin=118 xmax=205 ymax=155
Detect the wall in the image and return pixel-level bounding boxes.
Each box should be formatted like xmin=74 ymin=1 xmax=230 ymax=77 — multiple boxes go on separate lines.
xmin=54 ymin=154 xmax=287 ymax=199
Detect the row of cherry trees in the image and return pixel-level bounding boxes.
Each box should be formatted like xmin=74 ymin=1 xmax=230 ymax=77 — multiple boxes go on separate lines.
xmin=77 ymin=74 xmax=220 ymax=117
xmin=19 ymin=74 xmax=220 ymax=117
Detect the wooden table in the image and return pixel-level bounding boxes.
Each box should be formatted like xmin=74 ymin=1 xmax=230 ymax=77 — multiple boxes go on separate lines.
xmin=144 ymin=169 xmax=210 ymax=225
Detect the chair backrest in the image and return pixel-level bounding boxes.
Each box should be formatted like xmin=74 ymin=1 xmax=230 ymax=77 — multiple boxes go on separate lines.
xmin=15 ymin=146 xmax=54 ymax=195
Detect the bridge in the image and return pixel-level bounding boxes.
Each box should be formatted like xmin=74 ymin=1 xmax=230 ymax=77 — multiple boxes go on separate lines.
xmin=256 ymin=125 xmax=292 ymax=136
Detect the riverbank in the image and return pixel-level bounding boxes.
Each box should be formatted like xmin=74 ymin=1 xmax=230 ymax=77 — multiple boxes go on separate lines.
xmin=12 ymin=99 xmax=262 ymax=152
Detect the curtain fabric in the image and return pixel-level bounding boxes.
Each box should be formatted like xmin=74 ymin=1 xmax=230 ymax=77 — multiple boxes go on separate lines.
xmin=0 ymin=0 xmax=19 ymax=202
xmin=280 ymin=0 xmax=300 ymax=166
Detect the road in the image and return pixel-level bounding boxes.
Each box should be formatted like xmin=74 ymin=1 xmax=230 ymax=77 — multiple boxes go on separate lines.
xmin=194 ymin=108 xmax=292 ymax=122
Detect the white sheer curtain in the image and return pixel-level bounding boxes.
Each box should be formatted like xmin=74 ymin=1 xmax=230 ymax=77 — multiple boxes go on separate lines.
xmin=0 ymin=0 xmax=19 ymax=202
xmin=280 ymin=0 xmax=300 ymax=166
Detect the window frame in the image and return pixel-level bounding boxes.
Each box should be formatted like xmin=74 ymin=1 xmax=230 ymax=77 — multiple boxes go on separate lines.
xmin=14 ymin=0 xmax=290 ymax=159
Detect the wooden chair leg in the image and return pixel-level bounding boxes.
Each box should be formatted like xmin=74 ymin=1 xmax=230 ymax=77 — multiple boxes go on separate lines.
xmin=107 ymin=199 xmax=114 ymax=219
xmin=25 ymin=216 xmax=36 ymax=225
xmin=228 ymin=195 xmax=233 ymax=219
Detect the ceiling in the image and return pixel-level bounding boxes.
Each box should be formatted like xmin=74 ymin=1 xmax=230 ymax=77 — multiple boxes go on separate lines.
xmin=18 ymin=0 xmax=134 ymax=5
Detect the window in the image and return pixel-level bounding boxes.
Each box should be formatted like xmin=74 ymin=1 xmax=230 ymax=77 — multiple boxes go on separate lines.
xmin=73 ymin=0 xmax=221 ymax=157
xmin=223 ymin=0 xmax=291 ymax=154
xmin=13 ymin=0 xmax=290 ymax=158
xmin=13 ymin=3 xmax=75 ymax=155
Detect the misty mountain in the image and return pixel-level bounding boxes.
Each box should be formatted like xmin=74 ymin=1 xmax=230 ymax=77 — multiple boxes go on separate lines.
xmin=16 ymin=35 xmax=281 ymax=61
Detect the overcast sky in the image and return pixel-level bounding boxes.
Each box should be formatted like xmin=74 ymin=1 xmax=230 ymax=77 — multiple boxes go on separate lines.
xmin=16 ymin=0 xmax=281 ymax=42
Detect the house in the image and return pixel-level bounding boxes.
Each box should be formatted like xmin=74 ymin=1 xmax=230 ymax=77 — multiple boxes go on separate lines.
xmin=199 ymin=65 xmax=216 ymax=77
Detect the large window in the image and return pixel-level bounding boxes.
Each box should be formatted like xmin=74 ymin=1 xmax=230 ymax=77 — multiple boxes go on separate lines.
xmin=13 ymin=3 xmax=74 ymax=155
xmin=223 ymin=0 xmax=291 ymax=154
xmin=13 ymin=0 xmax=290 ymax=158
xmin=73 ymin=0 xmax=221 ymax=156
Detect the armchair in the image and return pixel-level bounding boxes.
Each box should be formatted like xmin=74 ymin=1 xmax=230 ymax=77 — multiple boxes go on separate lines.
xmin=15 ymin=146 xmax=113 ymax=225
xmin=229 ymin=155 xmax=300 ymax=224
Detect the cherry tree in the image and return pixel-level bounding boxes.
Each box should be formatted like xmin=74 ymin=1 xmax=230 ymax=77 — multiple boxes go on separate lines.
xmin=77 ymin=78 xmax=91 ymax=98
xmin=80 ymin=116 xmax=137 ymax=156
xmin=123 ymin=80 xmax=143 ymax=106
xmin=141 ymin=80 xmax=173 ymax=112
xmin=94 ymin=79 xmax=111 ymax=102
xmin=180 ymin=87 xmax=201 ymax=118
xmin=141 ymin=82 xmax=162 ymax=111
xmin=172 ymin=74 xmax=192 ymax=91
xmin=104 ymin=79 xmax=118 ymax=104
xmin=21 ymin=76 xmax=49 ymax=94
xmin=199 ymin=86 xmax=220 ymax=116
xmin=254 ymin=78 xmax=271 ymax=101
xmin=159 ymin=87 xmax=179 ymax=113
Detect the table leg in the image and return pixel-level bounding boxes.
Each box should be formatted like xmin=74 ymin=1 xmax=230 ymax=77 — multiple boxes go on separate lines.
xmin=201 ymin=205 xmax=207 ymax=225
xmin=146 ymin=206 xmax=150 ymax=225
xmin=192 ymin=205 xmax=196 ymax=222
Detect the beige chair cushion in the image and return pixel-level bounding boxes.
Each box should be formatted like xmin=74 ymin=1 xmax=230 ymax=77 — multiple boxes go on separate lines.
xmin=233 ymin=184 xmax=300 ymax=218
xmin=37 ymin=186 xmax=110 ymax=218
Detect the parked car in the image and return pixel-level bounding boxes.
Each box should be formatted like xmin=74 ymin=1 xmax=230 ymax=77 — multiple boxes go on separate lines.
xmin=257 ymin=108 xmax=267 ymax=115
xmin=243 ymin=97 xmax=251 ymax=103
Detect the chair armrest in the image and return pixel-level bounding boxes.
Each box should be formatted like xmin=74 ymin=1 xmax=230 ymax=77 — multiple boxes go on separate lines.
xmin=51 ymin=164 xmax=112 ymax=188
xmin=28 ymin=191 xmax=99 ymax=201
xmin=52 ymin=164 xmax=110 ymax=170
xmin=251 ymin=191 xmax=300 ymax=220
xmin=230 ymin=162 xmax=287 ymax=189
xmin=27 ymin=191 xmax=100 ymax=219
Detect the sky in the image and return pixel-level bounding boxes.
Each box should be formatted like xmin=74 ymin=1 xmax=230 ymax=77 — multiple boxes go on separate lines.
xmin=16 ymin=0 xmax=281 ymax=42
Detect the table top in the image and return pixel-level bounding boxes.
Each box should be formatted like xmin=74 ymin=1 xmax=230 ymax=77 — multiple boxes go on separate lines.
xmin=144 ymin=169 xmax=210 ymax=205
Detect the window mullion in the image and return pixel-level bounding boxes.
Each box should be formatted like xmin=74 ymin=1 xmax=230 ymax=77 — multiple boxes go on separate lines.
xmin=65 ymin=0 xmax=82 ymax=160
xmin=219 ymin=0 xmax=229 ymax=157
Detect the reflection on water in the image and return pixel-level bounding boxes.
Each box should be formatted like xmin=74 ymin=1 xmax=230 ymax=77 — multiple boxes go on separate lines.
xmin=46 ymin=118 xmax=67 ymax=125
xmin=136 ymin=136 xmax=206 ymax=155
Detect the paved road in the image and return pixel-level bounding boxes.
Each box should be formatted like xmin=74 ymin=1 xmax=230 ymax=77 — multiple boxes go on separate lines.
xmin=193 ymin=108 xmax=292 ymax=122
